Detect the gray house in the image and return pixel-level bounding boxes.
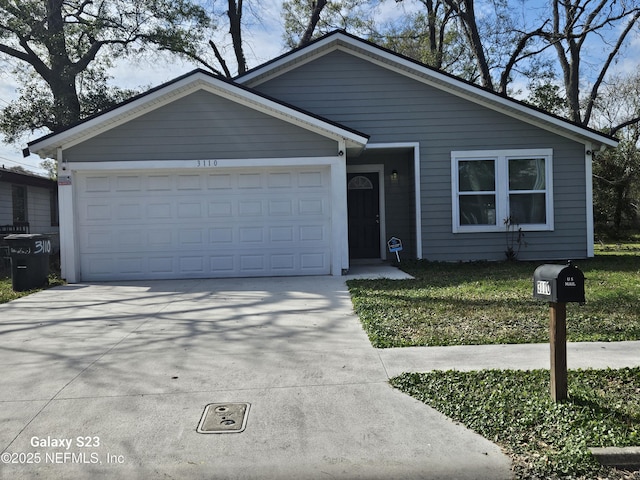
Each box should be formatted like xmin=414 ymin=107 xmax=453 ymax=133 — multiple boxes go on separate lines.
xmin=27 ymin=31 xmax=617 ymax=283
xmin=0 ymin=167 xmax=58 ymax=235
xmin=0 ymin=167 xmax=59 ymax=265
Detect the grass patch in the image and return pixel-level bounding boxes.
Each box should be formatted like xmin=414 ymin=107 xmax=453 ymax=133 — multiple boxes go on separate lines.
xmin=596 ymin=240 xmax=640 ymax=255
xmin=347 ymin=255 xmax=640 ymax=347
xmin=391 ymin=368 xmax=640 ymax=479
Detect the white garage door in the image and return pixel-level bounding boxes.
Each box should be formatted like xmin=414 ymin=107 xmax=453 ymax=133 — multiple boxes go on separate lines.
xmin=76 ymin=167 xmax=332 ymax=280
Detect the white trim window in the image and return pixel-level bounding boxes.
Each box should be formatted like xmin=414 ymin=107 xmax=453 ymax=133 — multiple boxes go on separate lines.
xmin=451 ymin=149 xmax=554 ymax=233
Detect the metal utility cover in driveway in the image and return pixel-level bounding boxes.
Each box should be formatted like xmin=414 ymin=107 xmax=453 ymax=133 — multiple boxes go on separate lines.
xmin=197 ymin=403 xmax=250 ymax=434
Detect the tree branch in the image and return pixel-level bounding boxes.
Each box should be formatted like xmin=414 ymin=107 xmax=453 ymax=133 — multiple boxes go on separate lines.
xmin=209 ymin=40 xmax=232 ymax=78
xmin=0 ymin=42 xmax=36 ymax=66
xmin=499 ymin=22 xmax=549 ymax=93
xmin=609 ymin=116 xmax=640 ymax=137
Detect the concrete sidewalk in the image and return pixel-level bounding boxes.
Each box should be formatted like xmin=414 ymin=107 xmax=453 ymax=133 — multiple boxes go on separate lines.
xmin=0 ymin=274 xmax=509 ymax=480
xmin=378 ymin=341 xmax=640 ymax=378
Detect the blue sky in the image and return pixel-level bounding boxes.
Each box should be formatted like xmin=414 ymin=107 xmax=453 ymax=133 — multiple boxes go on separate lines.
xmin=1 ymin=0 xmax=638 ymax=175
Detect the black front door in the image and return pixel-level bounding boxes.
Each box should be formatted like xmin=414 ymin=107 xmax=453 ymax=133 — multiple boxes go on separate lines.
xmin=347 ymin=172 xmax=380 ymax=258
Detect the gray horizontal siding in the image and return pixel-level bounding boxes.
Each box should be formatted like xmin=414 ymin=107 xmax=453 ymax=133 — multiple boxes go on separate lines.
xmin=65 ymin=90 xmax=338 ymax=162
xmin=27 ymin=185 xmax=57 ymax=234
xmin=254 ymin=49 xmax=591 ymax=261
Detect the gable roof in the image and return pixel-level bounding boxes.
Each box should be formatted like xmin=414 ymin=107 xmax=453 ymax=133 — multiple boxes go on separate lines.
xmin=27 ymin=69 xmax=369 ymax=159
xmin=238 ymin=30 xmax=618 ymax=149
xmin=0 ymin=167 xmax=55 ymax=189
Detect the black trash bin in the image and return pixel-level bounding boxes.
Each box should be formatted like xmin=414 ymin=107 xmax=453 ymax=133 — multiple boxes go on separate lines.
xmin=4 ymin=234 xmax=52 ymax=292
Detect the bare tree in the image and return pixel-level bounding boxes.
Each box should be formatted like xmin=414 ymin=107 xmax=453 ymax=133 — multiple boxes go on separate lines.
xmin=393 ymin=0 xmax=640 ymax=128
xmin=390 ymin=0 xmax=551 ymax=93
xmin=373 ymin=0 xmax=457 ymax=71
xmin=543 ymin=0 xmax=640 ymax=126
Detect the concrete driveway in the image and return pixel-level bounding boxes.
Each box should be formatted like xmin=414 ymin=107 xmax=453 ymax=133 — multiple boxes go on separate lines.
xmin=0 ymin=273 xmax=511 ymax=479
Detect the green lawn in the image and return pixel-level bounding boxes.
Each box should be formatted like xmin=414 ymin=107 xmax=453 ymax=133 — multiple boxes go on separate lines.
xmin=347 ymin=254 xmax=640 ymax=347
xmin=348 ymin=247 xmax=640 ymax=478
xmin=392 ymin=368 xmax=640 ymax=480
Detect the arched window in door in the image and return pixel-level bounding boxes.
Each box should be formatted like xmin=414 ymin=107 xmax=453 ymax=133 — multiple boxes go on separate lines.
xmin=347 ymin=175 xmax=374 ymax=190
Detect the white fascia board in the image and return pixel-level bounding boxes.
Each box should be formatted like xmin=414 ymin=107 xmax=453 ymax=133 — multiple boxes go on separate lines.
xmin=29 ymin=70 xmax=367 ymax=159
xmin=242 ymin=33 xmax=618 ymax=149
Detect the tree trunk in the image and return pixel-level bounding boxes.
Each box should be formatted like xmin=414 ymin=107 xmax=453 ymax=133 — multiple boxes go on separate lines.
xmin=228 ymin=0 xmax=247 ymax=75
xmin=46 ymin=0 xmax=82 ymax=130
xmin=560 ymin=0 xmax=583 ymax=124
xmin=614 ymin=186 xmax=625 ymax=233
xmin=48 ymin=75 xmax=81 ymax=131
xmin=298 ymin=0 xmax=328 ymax=47
xmin=425 ymin=0 xmax=440 ymax=68
xmin=445 ymin=0 xmax=493 ymax=90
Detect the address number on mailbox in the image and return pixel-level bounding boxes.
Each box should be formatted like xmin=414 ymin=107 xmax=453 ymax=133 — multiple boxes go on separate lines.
xmin=536 ymin=280 xmax=551 ymax=296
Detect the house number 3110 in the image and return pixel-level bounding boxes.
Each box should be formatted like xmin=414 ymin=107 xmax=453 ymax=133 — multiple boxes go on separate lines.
xmin=196 ymin=160 xmax=218 ymax=167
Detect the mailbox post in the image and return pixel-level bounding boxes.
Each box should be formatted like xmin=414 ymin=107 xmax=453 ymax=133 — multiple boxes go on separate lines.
xmin=549 ymin=302 xmax=567 ymax=402
xmin=533 ymin=261 xmax=585 ymax=402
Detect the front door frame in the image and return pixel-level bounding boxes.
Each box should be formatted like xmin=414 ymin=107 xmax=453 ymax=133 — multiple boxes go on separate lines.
xmin=364 ymin=142 xmax=422 ymax=260
xmin=347 ymin=164 xmax=386 ymax=260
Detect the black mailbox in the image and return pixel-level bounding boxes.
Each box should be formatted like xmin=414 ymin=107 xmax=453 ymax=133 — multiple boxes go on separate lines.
xmin=533 ymin=261 xmax=585 ymax=304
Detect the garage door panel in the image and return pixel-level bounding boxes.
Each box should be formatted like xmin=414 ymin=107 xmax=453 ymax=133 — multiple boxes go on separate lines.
xmin=149 ymin=256 xmax=175 ymax=274
xmin=80 ymin=224 xmax=329 ymax=255
xmin=210 ymin=227 xmax=233 ymax=244
xmin=177 ymin=174 xmax=202 ymax=190
xmin=77 ymin=167 xmax=332 ymax=280
xmin=80 ymin=249 xmax=330 ymax=280
xmin=269 ymin=226 xmax=294 ymax=242
xmin=268 ymin=172 xmax=292 ymax=188
xmin=178 ymin=202 xmax=202 ymax=218
xmin=83 ymin=175 xmax=111 ymax=192
xmin=116 ymin=175 xmax=142 ymax=191
xmin=301 ymin=252 xmax=328 ymax=271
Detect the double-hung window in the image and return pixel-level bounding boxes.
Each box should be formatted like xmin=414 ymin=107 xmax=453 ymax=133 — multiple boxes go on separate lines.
xmin=12 ymin=184 xmax=28 ymax=223
xmin=452 ymin=149 xmax=553 ymax=233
